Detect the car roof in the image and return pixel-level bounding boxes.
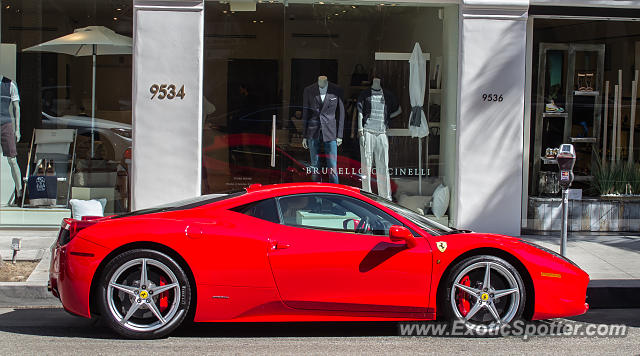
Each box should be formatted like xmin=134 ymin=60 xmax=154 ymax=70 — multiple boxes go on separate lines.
xmin=244 ymin=182 xmax=361 ymax=195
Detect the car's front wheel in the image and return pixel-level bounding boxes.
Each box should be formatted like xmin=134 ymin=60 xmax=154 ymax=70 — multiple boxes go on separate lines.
xmin=443 ymin=255 xmax=526 ymax=334
xmin=98 ymin=249 xmax=191 ymax=339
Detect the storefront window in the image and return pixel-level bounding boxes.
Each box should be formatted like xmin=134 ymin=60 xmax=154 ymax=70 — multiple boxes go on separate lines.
xmin=202 ymin=1 xmax=458 ymax=224
xmin=1 ymin=0 xmax=132 ymax=225
xmin=527 ymin=18 xmax=640 ymax=232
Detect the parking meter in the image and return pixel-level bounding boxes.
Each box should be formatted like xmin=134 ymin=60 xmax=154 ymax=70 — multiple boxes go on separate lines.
xmin=556 ymin=144 xmax=575 ymax=257
xmin=556 ymin=144 xmax=576 ymax=190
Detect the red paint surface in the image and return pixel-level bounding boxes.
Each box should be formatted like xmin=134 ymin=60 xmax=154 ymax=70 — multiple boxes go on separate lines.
xmin=50 ymin=183 xmax=589 ymax=323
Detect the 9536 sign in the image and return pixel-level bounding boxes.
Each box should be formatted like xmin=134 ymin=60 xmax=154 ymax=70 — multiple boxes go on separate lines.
xmin=482 ymin=93 xmax=503 ymax=102
xmin=150 ymin=84 xmax=185 ymax=100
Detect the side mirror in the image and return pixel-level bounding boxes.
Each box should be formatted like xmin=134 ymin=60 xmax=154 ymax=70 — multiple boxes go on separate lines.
xmin=389 ymin=225 xmax=417 ymax=248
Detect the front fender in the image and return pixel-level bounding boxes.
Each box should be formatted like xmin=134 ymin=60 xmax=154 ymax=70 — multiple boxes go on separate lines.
xmin=427 ymin=233 xmax=589 ymax=320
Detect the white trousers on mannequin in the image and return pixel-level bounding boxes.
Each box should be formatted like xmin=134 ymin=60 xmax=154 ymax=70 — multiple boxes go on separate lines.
xmin=360 ymin=131 xmax=391 ymax=200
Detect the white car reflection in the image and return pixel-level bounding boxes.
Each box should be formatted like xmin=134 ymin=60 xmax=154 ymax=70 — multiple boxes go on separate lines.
xmin=41 ymin=112 xmax=131 ymax=161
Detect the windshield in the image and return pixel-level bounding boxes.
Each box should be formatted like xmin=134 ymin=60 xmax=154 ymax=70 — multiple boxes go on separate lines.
xmin=361 ymin=191 xmax=455 ymax=236
xmin=112 ymin=191 xmax=245 ymax=219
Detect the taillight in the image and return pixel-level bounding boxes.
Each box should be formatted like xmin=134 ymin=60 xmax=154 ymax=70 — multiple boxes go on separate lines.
xmin=59 ymin=218 xmax=98 ymax=245
xmin=123 ymin=147 xmax=132 ymax=160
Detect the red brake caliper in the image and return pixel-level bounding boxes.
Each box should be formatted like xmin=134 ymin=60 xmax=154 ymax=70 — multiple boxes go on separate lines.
xmin=456 ymin=275 xmax=471 ymax=317
xmin=159 ymin=276 xmax=168 ymax=312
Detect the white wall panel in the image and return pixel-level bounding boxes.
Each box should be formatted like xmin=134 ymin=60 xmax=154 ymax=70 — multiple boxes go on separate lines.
xmin=132 ymin=0 xmax=204 ymax=210
xmin=456 ymin=6 xmax=527 ymax=235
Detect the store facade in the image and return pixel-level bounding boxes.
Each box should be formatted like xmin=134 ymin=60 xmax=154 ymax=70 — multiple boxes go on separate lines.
xmin=523 ymin=3 xmax=640 ymax=232
xmin=2 ymin=0 xmax=638 ymax=236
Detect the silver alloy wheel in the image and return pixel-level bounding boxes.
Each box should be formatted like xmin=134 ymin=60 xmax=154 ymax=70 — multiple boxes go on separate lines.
xmin=107 ymin=258 xmax=181 ymax=332
xmin=449 ymin=261 xmax=520 ymax=332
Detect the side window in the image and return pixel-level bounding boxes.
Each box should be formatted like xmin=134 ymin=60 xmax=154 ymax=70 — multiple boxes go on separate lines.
xmin=231 ymin=198 xmax=280 ymax=224
xmin=277 ymin=194 xmax=402 ymax=236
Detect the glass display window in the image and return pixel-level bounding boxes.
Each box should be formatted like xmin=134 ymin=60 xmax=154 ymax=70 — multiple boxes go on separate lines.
xmin=1 ymin=0 xmax=132 ymax=225
xmin=202 ymin=1 xmax=458 ymax=224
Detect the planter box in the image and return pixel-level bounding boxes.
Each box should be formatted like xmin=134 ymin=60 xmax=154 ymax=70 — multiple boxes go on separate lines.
xmin=528 ymin=197 xmax=640 ymax=232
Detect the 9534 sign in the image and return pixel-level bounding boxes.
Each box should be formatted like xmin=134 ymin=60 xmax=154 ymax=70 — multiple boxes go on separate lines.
xmin=482 ymin=93 xmax=503 ymax=102
xmin=150 ymin=84 xmax=185 ymax=100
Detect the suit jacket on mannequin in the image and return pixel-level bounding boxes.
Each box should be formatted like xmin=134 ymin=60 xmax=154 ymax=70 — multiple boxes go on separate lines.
xmin=302 ymin=82 xmax=345 ymax=142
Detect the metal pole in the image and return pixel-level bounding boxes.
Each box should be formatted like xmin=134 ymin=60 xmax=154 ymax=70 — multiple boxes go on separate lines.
xmin=561 ymin=188 xmax=569 ymax=256
xmin=418 ymin=139 xmax=422 ymax=195
xmin=91 ymin=44 xmax=97 ymax=158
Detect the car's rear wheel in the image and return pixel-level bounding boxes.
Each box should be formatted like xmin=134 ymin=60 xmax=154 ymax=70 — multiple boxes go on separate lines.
xmin=98 ymin=249 xmax=191 ymax=339
xmin=443 ymin=255 xmax=525 ymax=334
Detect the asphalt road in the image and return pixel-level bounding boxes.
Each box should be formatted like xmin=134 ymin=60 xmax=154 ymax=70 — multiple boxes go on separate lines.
xmin=0 ymin=306 xmax=638 ymax=355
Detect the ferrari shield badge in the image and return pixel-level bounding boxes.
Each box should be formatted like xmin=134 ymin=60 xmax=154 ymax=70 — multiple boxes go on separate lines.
xmin=436 ymin=241 xmax=447 ymax=252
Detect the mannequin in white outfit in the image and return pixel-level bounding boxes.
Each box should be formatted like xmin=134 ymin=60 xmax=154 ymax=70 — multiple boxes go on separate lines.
xmin=357 ymin=78 xmax=401 ymax=200
xmin=0 ymin=76 xmax=22 ymax=205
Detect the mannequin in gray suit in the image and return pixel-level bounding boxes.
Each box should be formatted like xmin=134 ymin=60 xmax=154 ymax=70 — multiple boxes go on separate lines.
xmin=301 ymin=76 xmax=345 ymax=183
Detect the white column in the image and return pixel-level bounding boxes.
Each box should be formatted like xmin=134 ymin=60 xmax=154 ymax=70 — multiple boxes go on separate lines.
xmin=132 ymin=0 xmax=204 ymax=210
xmin=455 ymin=0 xmax=528 ymax=236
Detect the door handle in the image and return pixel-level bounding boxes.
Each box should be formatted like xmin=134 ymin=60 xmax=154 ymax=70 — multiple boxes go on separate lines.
xmin=271 ymin=241 xmax=291 ymax=250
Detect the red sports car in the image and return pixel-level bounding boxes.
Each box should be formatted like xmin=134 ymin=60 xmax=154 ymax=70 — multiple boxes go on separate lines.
xmin=49 ymin=183 xmax=589 ymax=339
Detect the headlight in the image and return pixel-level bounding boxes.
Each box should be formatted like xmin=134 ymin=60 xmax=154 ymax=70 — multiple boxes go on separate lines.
xmin=110 ymin=128 xmax=132 ymax=139
xmin=519 ymin=239 xmax=579 ymax=267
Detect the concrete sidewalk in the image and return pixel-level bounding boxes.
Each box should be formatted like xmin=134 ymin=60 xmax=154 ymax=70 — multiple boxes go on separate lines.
xmin=0 ymin=229 xmax=59 ymax=307
xmin=518 ymin=233 xmax=640 ymax=280
xmin=520 ymin=233 xmax=640 ymax=308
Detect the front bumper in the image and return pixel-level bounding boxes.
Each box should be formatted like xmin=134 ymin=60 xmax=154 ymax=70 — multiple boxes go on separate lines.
xmin=531 ymin=262 xmax=590 ymax=320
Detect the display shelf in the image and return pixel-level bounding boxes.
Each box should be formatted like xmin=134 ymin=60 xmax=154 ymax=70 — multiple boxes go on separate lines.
xmin=387 ymin=122 xmax=440 ymax=137
xmin=573 ymin=90 xmax=600 ymax=96
xmin=570 ymin=137 xmax=597 ymax=144
xmin=542 ymin=112 xmax=568 ymax=118
xmin=532 ymin=42 xmax=605 ymax=196
xmin=540 ymin=156 xmax=558 ymax=165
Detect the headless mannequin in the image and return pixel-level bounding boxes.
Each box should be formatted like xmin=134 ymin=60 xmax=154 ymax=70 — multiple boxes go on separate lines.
xmin=302 ymin=76 xmax=343 ymax=149
xmin=357 ymin=77 xmax=399 ymax=200
xmin=0 ymin=76 xmax=22 ymax=203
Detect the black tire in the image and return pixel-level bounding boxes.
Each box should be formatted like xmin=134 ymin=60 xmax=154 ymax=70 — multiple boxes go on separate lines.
xmin=442 ymin=255 xmax=526 ymax=334
xmin=98 ymin=249 xmax=191 ymax=339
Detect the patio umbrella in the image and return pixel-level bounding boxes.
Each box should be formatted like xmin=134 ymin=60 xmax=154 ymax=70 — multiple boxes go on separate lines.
xmin=408 ymin=42 xmax=428 ymax=194
xmin=23 ymin=26 xmax=133 ymax=157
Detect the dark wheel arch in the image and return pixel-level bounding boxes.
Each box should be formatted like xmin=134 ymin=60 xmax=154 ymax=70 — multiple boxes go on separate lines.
xmin=89 ymin=241 xmax=197 ymax=323
xmin=435 ymin=247 xmax=535 ymax=321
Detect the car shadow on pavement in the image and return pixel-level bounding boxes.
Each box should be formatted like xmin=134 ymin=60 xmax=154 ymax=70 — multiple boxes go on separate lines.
xmin=0 ymin=308 xmax=116 ymax=339
xmin=0 ymin=307 xmax=637 ymax=339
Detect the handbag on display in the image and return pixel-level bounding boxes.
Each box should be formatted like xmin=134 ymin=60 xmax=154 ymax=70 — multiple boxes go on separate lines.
xmin=28 ymin=159 xmax=58 ymax=206
xmin=350 ymin=64 xmax=369 ymax=86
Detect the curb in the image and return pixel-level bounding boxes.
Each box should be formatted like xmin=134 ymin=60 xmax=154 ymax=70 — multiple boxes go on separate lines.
xmin=0 ymin=249 xmax=58 ymax=305
xmin=587 ymin=280 xmax=640 ymax=309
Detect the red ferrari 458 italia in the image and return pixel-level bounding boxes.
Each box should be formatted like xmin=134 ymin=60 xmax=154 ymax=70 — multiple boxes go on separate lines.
xmin=49 ymin=183 xmax=589 ymax=339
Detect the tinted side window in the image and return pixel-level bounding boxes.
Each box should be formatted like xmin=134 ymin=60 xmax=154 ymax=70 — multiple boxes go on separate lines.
xmin=231 ymin=198 xmax=280 ymax=224
xmin=277 ymin=194 xmax=402 ymax=236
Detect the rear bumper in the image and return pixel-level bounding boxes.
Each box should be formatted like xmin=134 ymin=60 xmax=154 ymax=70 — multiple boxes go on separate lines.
xmin=49 ymin=237 xmax=108 ymax=318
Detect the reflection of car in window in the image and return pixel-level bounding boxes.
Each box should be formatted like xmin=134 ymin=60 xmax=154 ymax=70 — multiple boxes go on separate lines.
xmin=203 ymin=133 xmax=396 ymax=193
xmin=41 ymin=112 xmax=131 ymax=162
